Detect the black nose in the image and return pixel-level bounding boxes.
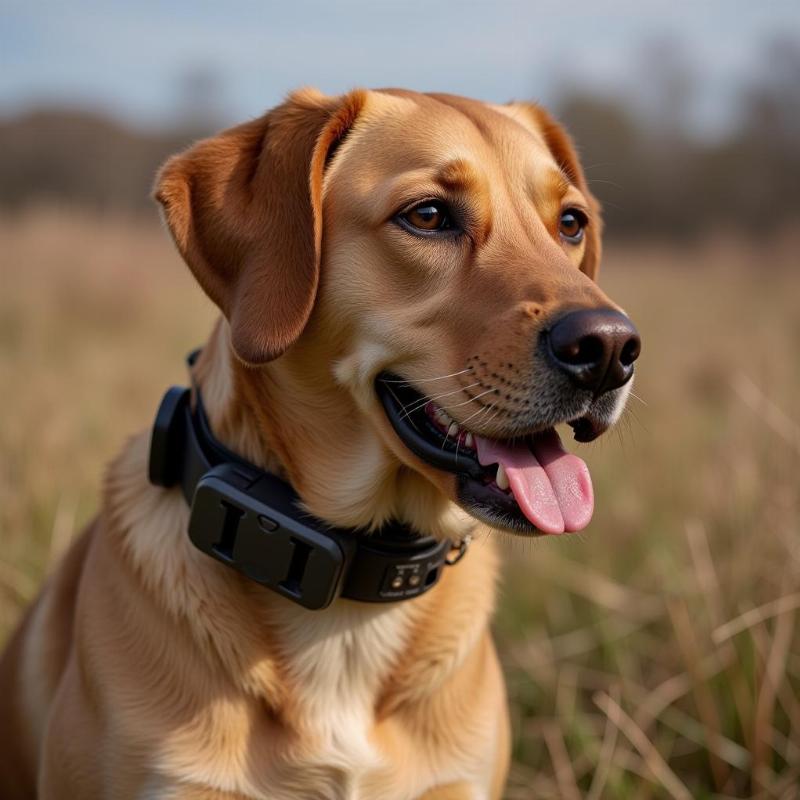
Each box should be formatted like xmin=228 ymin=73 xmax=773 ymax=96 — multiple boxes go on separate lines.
xmin=546 ymin=308 xmax=641 ymax=395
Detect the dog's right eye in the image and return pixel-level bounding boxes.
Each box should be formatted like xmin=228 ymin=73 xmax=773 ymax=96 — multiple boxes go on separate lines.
xmin=397 ymin=201 xmax=454 ymax=235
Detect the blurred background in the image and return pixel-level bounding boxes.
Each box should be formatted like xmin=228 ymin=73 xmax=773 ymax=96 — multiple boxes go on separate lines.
xmin=1 ymin=1 xmax=799 ymax=797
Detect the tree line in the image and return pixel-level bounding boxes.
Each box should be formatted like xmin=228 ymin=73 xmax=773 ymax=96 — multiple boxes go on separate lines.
xmin=1 ymin=37 xmax=797 ymax=240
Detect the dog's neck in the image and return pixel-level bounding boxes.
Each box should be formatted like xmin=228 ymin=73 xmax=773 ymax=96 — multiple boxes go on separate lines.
xmin=189 ymin=319 xmax=472 ymax=540
xmin=190 ymin=319 xmax=363 ymax=487
xmin=190 ymin=319 xmax=291 ymax=476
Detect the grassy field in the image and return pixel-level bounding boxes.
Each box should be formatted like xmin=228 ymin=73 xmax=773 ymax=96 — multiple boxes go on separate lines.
xmin=1 ymin=209 xmax=799 ymax=798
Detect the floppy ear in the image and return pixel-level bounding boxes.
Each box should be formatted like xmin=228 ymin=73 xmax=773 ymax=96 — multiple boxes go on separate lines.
xmin=509 ymin=103 xmax=603 ymax=280
xmin=154 ymin=88 xmax=366 ymax=364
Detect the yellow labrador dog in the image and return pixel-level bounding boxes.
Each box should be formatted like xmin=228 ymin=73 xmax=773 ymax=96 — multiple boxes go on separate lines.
xmin=0 ymin=88 xmax=639 ymax=799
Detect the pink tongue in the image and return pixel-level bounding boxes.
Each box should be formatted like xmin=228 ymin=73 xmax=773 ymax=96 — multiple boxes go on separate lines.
xmin=474 ymin=430 xmax=594 ymax=534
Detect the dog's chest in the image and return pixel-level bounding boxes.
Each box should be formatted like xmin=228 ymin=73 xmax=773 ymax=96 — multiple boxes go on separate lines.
xmin=269 ymin=601 xmax=416 ymax=797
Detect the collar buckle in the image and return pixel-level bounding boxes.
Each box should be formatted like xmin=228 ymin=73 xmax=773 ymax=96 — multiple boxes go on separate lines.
xmin=188 ymin=464 xmax=351 ymax=610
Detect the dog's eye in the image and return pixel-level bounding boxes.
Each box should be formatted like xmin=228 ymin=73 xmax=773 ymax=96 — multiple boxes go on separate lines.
xmin=400 ymin=201 xmax=452 ymax=233
xmin=559 ymin=208 xmax=588 ymax=244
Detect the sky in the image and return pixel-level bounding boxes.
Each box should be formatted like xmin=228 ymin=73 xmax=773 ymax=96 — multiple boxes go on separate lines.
xmin=2 ymin=0 xmax=799 ymax=136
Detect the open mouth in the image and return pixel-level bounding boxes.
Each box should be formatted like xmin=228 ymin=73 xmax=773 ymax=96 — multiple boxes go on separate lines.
xmin=375 ymin=374 xmax=594 ymax=536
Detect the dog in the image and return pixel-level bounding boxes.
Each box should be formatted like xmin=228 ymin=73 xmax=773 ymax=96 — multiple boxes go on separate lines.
xmin=0 ymin=87 xmax=639 ymax=799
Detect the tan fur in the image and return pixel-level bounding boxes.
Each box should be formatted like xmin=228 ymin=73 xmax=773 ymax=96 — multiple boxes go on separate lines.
xmin=0 ymin=88 xmax=625 ymax=798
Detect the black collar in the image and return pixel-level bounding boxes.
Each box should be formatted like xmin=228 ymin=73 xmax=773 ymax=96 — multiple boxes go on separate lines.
xmin=147 ymin=359 xmax=467 ymax=610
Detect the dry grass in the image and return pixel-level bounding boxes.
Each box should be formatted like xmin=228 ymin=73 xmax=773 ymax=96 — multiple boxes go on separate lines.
xmin=1 ymin=209 xmax=799 ymax=798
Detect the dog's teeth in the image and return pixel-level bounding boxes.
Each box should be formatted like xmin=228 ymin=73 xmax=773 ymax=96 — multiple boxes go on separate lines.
xmin=447 ymin=422 xmax=460 ymax=439
xmin=464 ymin=432 xmax=474 ymax=448
xmin=495 ymin=464 xmax=510 ymax=491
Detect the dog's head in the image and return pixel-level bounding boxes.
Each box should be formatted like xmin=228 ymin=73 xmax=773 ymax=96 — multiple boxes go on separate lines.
xmin=155 ymin=88 xmax=640 ymax=538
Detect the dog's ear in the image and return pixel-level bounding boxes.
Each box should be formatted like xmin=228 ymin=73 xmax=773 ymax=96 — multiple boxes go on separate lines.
xmin=508 ymin=103 xmax=602 ymax=280
xmin=154 ymin=88 xmax=366 ymax=364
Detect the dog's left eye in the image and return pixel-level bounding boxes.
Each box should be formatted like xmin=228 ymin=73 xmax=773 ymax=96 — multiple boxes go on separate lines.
xmin=398 ymin=201 xmax=453 ymax=234
xmin=559 ymin=208 xmax=588 ymax=244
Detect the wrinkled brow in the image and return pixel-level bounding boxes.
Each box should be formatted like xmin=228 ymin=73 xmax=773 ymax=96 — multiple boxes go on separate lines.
xmin=435 ymin=159 xmax=492 ymax=245
xmin=436 ymin=159 xmax=485 ymax=196
xmin=540 ymin=168 xmax=573 ymax=200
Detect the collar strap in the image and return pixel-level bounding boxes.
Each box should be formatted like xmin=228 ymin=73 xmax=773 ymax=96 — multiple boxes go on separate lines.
xmin=148 ymin=381 xmax=461 ymax=610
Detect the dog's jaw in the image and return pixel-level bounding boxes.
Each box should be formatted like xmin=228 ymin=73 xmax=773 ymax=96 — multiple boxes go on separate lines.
xmin=187 ymin=322 xmax=469 ymax=541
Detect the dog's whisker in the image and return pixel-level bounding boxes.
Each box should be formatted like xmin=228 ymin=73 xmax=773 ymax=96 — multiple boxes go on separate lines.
xmin=480 ymin=404 xmax=504 ymax=432
xmin=458 ymin=402 xmax=495 ymax=430
xmin=384 ymin=383 xmax=425 ymax=434
xmin=379 ymin=368 xmax=472 ymax=384
xmin=398 ymin=382 xmax=482 ymax=422
xmin=391 ymin=390 xmax=428 ymax=422
xmin=445 ymin=388 xmax=496 ymax=411
xmin=417 ymin=382 xmax=482 ymax=410
xmin=628 ymin=390 xmax=647 ymax=406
